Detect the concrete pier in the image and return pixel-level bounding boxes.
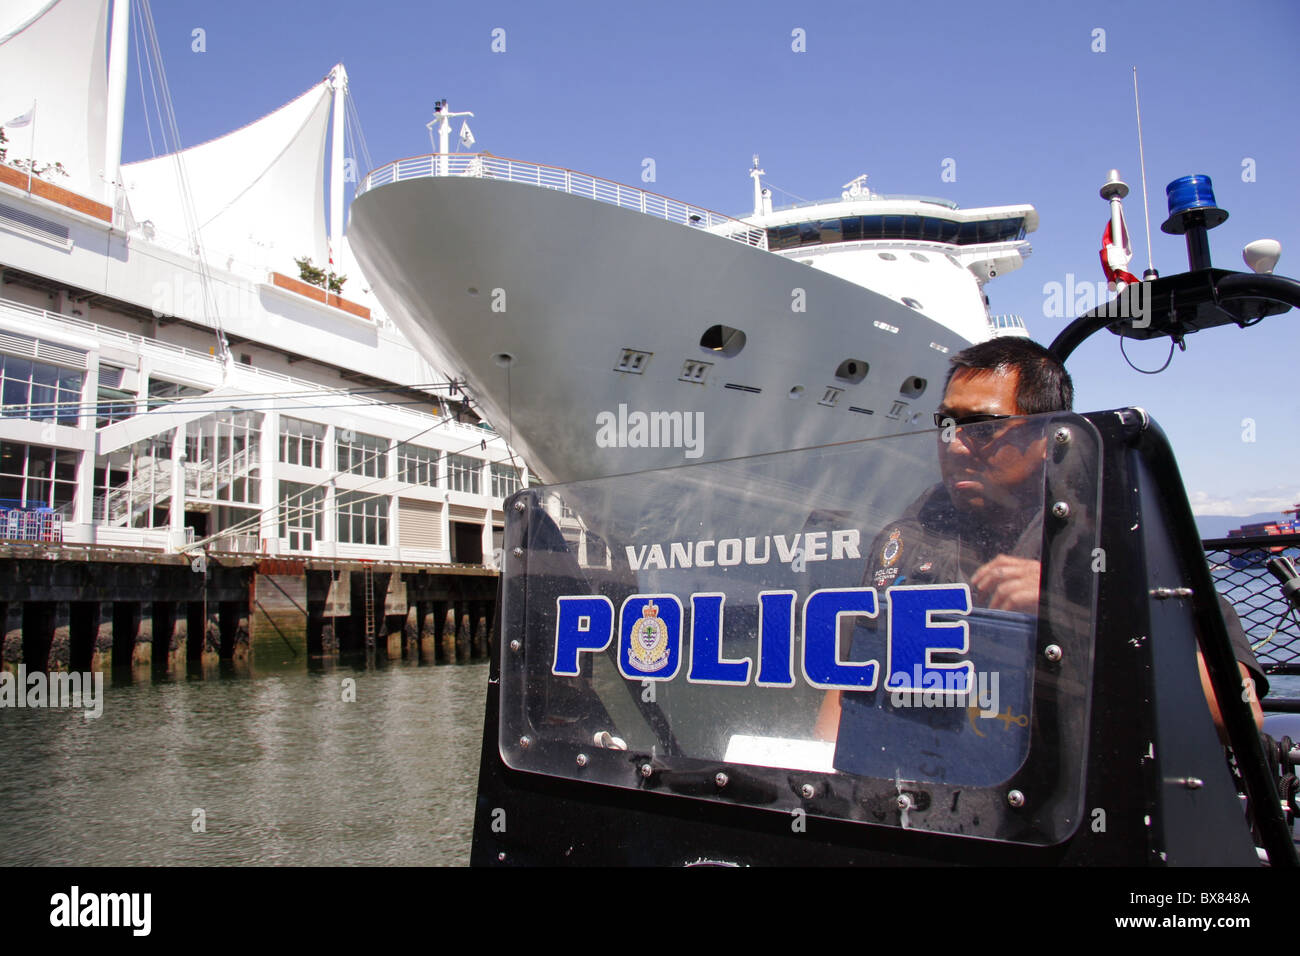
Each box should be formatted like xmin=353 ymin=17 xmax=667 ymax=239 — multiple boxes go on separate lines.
xmin=0 ymin=545 xmax=498 ymax=675
xmin=152 ymin=602 xmax=176 ymax=673
xmin=69 ymin=601 xmax=98 ymax=671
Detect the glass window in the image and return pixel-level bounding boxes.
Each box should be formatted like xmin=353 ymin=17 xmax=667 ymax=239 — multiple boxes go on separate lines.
xmin=96 ymin=386 xmax=136 ymax=428
xmin=399 ymin=445 xmax=439 ymax=486
xmin=183 ymin=411 xmax=262 ymax=506
xmin=279 ymin=417 xmax=326 ymax=469
xmin=336 ymin=490 xmax=388 ymax=546
xmin=817 ymin=220 xmax=842 ymax=244
xmin=447 ymin=454 xmax=482 ymax=495
xmin=491 ymin=463 xmax=521 ymax=499
xmin=0 ymin=442 xmax=78 ymax=509
xmin=762 ymin=214 xmax=1025 ymax=251
xmin=147 ymin=378 xmax=204 ymax=409
xmin=337 ymin=431 xmax=388 ymax=478
xmin=279 ymin=480 xmax=324 ymax=541
xmin=0 ymin=355 xmax=83 ymax=424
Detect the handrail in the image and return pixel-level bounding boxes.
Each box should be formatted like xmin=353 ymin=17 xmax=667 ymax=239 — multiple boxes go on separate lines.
xmin=768 ymin=193 xmax=963 ymax=213
xmin=357 ymin=153 xmax=769 ymax=251
xmin=0 ymin=295 xmax=499 ymax=438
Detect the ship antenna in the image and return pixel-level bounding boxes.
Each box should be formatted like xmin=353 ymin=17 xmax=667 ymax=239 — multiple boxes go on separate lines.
xmin=1133 ymin=67 xmax=1157 ymax=280
xmin=750 ymin=154 xmax=766 ymax=218
xmin=426 ymin=99 xmax=474 ymax=176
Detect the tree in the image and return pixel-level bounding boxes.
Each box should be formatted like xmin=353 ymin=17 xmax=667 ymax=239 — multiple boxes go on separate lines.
xmin=294 ymin=255 xmax=346 ymax=294
xmin=0 ymin=127 xmax=68 ymax=179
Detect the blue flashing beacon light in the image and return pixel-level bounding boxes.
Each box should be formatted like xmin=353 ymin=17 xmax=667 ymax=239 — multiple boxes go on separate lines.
xmin=1161 ymin=174 xmax=1229 ymax=271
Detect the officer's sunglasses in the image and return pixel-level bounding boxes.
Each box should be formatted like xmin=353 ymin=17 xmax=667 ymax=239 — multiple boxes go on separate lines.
xmin=932 ymin=412 xmax=1018 ymax=449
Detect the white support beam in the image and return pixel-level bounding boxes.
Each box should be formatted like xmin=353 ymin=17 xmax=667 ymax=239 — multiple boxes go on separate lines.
xmin=104 ymin=0 xmax=131 ymax=207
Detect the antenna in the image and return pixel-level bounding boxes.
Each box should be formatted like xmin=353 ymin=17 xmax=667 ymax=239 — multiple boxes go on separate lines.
xmin=749 ymin=154 xmax=766 ymax=218
xmin=1132 ymin=67 xmax=1157 ymax=280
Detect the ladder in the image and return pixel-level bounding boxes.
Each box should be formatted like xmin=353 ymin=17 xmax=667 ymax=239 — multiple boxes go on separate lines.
xmin=363 ymin=565 xmax=376 ymax=649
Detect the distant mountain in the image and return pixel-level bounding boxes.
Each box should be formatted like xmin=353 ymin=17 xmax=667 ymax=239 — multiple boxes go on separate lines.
xmin=1196 ymin=512 xmax=1285 ymax=539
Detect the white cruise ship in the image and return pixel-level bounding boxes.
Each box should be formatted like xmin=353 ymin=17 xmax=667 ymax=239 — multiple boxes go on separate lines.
xmin=0 ymin=0 xmax=528 ymax=567
xmin=348 ymin=146 xmax=1036 ymax=485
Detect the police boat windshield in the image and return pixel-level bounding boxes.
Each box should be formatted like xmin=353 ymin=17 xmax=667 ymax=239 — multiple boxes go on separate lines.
xmin=497 ymin=412 xmax=1102 ymax=845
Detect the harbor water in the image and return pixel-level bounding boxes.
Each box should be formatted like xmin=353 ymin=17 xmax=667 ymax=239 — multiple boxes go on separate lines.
xmin=0 ymin=655 xmax=487 ymax=866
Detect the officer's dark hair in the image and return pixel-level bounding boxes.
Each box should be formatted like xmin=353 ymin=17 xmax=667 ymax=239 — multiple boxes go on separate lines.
xmin=945 ymin=338 xmax=1073 ymax=413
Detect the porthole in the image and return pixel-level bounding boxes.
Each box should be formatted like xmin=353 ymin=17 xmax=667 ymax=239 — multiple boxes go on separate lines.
xmin=902 ymin=297 xmax=924 ymax=311
xmin=910 ymin=252 xmax=929 ymax=263
xmin=900 ymin=376 xmax=927 ymax=398
xmin=878 ymin=252 xmax=897 ymax=261
xmin=834 ymin=358 xmax=868 ymax=384
xmin=700 ymin=325 xmax=746 ymax=357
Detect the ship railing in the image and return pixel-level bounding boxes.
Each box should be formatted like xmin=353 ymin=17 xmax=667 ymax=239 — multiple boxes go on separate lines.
xmin=987 ymin=313 xmax=1029 ymax=337
xmin=768 ymin=193 xmax=962 ymax=213
xmin=358 ymin=153 xmax=769 ymax=251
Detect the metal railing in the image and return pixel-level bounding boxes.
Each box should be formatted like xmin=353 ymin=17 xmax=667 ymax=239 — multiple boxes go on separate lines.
xmin=0 ymin=507 xmax=63 ymax=542
xmin=0 ymin=296 xmax=488 ymax=435
xmin=210 ymin=533 xmax=259 ymax=554
xmin=357 ymin=153 xmax=768 ymax=250
xmin=768 ymin=193 xmax=962 ymax=213
xmin=1204 ymin=533 xmax=1300 ymax=675
xmin=987 ymin=314 xmax=1028 ymax=337
xmin=96 ymin=444 xmax=263 ymax=527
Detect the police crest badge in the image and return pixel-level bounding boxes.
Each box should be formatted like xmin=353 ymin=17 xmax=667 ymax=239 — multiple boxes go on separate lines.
xmin=881 ymin=528 xmax=902 ymax=568
xmin=628 ymin=600 xmax=670 ymax=673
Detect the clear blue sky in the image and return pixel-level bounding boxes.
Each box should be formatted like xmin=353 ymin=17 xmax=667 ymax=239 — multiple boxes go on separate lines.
xmin=123 ymin=0 xmax=1300 ymax=518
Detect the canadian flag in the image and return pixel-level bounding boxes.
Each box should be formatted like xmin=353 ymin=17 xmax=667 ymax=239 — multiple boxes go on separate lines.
xmin=1100 ymin=210 xmax=1138 ymax=291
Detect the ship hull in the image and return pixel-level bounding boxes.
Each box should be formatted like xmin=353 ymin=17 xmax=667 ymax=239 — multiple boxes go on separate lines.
xmin=349 ymin=176 xmax=977 ymax=482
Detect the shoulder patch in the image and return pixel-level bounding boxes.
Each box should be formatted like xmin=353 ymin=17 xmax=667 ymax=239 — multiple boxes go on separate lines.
xmin=881 ymin=528 xmax=902 ymax=568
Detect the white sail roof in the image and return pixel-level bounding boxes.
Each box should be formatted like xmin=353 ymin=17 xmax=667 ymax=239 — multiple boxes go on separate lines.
xmin=122 ymin=78 xmax=331 ymax=276
xmin=0 ymin=0 xmax=108 ymax=199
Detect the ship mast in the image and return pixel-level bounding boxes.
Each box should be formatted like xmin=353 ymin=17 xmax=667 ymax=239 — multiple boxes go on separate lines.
xmin=750 ymin=155 xmax=766 ymax=218
xmin=104 ymin=0 xmax=131 ymax=207
xmin=428 ymin=100 xmax=474 ymax=176
xmin=329 ymin=64 xmax=347 ymax=281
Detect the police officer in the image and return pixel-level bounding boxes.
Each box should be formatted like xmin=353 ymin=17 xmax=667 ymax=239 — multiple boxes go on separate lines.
xmin=815 ymin=337 xmax=1265 ymax=741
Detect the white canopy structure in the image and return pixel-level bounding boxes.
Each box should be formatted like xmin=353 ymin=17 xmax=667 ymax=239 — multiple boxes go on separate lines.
xmin=2 ymin=0 xmax=346 ymax=280
xmin=121 ymin=78 xmax=333 ymax=276
xmin=0 ymin=0 xmax=109 ymax=199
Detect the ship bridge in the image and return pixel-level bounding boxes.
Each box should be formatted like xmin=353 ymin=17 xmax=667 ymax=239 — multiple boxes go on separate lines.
xmin=761 ymin=209 xmax=1032 ymax=251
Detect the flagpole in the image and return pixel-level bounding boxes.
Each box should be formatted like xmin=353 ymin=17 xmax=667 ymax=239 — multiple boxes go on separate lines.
xmin=26 ymin=98 xmax=36 ymax=196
